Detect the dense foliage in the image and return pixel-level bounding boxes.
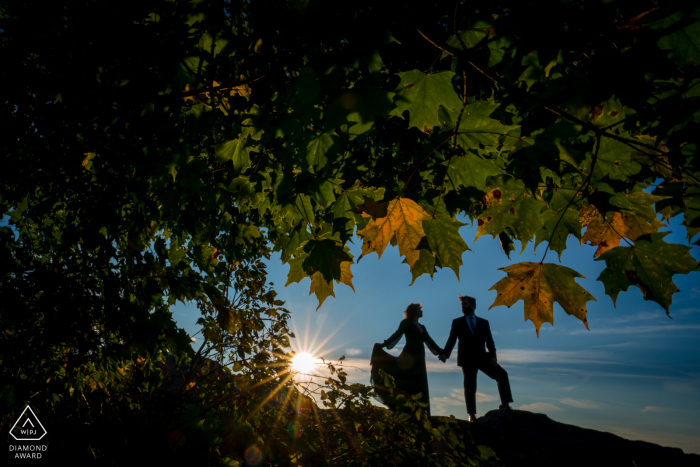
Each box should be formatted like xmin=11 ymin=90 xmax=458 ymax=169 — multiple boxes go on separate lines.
xmin=2 ymin=0 xmax=699 ymax=464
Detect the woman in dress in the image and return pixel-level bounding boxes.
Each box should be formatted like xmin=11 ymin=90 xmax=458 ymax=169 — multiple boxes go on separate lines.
xmin=370 ymin=303 xmax=444 ymax=417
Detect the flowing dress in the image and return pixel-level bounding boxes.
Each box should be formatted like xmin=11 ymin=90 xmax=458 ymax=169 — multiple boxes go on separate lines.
xmin=370 ymin=319 xmax=443 ymax=417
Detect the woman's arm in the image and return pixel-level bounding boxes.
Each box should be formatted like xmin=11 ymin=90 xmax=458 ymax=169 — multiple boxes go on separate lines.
xmin=422 ymin=327 xmax=443 ymax=356
xmin=383 ymin=320 xmax=407 ymax=349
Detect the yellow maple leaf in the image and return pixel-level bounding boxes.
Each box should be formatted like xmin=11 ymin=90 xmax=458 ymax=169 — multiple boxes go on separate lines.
xmin=488 ymin=262 xmax=596 ymax=337
xmin=338 ymin=260 xmax=355 ymax=292
xmin=581 ymin=210 xmax=664 ymax=257
xmin=356 ymin=198 xmax=431 ymax=267
xmin=309 ymin=271 xmax=335 ymax=310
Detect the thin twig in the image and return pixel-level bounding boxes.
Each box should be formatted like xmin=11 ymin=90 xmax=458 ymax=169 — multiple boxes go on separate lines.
xmin=539 ymin=133 xmax=602 ymax=264
xmin=400 ymin=134 xmax=454 ymax=198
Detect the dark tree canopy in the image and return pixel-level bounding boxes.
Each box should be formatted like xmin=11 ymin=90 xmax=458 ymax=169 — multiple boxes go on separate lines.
xmin=1 ymin=0 xmax=699 ymax=464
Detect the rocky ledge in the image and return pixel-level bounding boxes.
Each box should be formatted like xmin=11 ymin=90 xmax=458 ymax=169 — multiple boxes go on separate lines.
xmin=439 ymin=408 xmax=699 ymax=467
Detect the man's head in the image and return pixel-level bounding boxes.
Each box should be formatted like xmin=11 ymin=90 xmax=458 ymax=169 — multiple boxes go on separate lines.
xmin=459 ymin=294 xmax=476 ymax=316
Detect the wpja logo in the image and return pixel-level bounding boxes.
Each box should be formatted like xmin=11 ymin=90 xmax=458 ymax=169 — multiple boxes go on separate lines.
xmin=9 ymin=406 xmax=48 ymax=459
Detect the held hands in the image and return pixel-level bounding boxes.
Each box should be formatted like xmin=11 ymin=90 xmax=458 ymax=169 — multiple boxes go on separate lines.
xmin=438 ymin=354 xmax=447 ymax=363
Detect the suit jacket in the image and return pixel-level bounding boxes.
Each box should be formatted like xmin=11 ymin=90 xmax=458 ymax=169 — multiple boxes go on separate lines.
xmin=443 ymin=315 xmax=497 ymax=367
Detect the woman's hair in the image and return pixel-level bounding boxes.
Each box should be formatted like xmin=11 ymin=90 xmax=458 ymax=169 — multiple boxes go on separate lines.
xmin=404 ymin=303 xmax=422 ymax=320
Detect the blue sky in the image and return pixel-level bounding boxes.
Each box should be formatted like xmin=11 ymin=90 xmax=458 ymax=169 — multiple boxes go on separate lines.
xmin=174 ymin=212 xmax=700 ymax=454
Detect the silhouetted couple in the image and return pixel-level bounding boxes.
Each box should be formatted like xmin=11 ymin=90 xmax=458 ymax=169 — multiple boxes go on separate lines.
xmin=370 ymin=294 xmax=513 ymax=421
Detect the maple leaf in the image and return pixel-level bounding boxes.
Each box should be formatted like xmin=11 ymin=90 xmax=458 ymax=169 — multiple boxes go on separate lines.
xmin=356 ymin=198 xmax=431 ymax=267
xmin=309 ymin=271 xmax=336 ymax=310
xmin=534 ymin=183 xmax=585 ymax=260
xmin=391 ymin=70 xmax=463 ymax=133
xmin=438 ymin=101 xmax=519 ymax=152
xmin=422 ymin=205 xmax=469 ymax=279
xmin=474 ymin=175 xmax=546 ymax=252
xmin=596 ymin=232 xmax=698 ymax=312
xmin=489 ymin=262 xmax=596 ymax=337
xmin=214 ymin=138 xmax=256 ymax=175
xmin=683 ymin=186 xmax=700 ymax=241
xmin=285 ymin=241 xmax=355 ymax=308
xmin=331 ymin=183 xmax=385 ymax=242
xmin=582 ymin=211 xmax=665 ymax=257
xmin=444 ymin=151 xmax=505 ymax=193
xmin=580 ymin=192 xmax=668 ymax=256
xmin=305 ymin=132 xmax=339 ymax=173
xmin=590 ymin=137 xmax=643 ymax=182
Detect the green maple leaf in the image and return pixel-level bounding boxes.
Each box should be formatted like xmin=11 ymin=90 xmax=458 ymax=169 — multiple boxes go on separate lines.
xmin=444 ymin=151 xmax=505 ymax=193
xmin=285 ymin=241 xmax=355 ymax=308
xmin=391 ymin=70 xmax=463 ymax=133
xmin=506 ymin=121 xmax=581 ymax=190
xmin=279 ymin=193 xmax=314 ymax=226
xmin=444 ymin=22 xmax=511 ymax=68
xmin=683 ymin=186 xmax=700 ymax=241
xmin=214 ymin=138 xmax=255 ymax=175
xmin=489 ymin=262 xmax=596 ymax=337
xmin=474 ymin=175 xmax=546 ymax=252
xmin=591 ymin=137 xmax=643 ymax=182
xmin=422 ymin=205 xmax=469 ymax=280
xmin=596 ymin=232 xmax=698 ymax=312
xmin=192 ymin=245 xmax=218 ymax=275
xmin=308 ymin=178 xmax=342 ymax=209
xmin=331 ymin=183 xmax=385 ymax=242
xmin=534 ymin=185 xmax=584 ymax=260
xmin=306 ymin=132 xmax=339 ymax=173
xmin=301 ymin=239 xmax=353 ymax=284
xmin=407 ymin=248 xmax=441 ymax=285
xmin=438 ymin=101 xmax=519 ymax=151
xmin=651 ymin=6 xmax=700 ymax=69
xmin=274 ymin=222 xmax=312 ymax=263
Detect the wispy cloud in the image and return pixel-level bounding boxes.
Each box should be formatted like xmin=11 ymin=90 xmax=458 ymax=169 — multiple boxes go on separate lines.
xmin=518 ymin=402 xmax=562 ymax=412
xmin=663 ymin=380 xmax=700 ymax=393
xmin=561 ymin=376 xmax=591 ymax=391
xmin=570 ymin=324 xmax=700 ymax=335
xmin=430 ymin=389 xmax=497 ymax=415
xmin=445 ymin=388 xmax=498 ymax=403
xmin=498 ymin=349 xmax=617 ymax=365
xmin=345 ymin=348 xmax=362 ymax=356
xmin=431 ymin=396 xmax=464 ymax=407
xmin=608 ymin=311 xmax=664 ymax=323
xmin=591 ymin=342 xmax=637 ymax=349
xmin=641 ymin=406 xmax=665 ymax=413
xmin=560 ymin=398 xmax=601 ymax=409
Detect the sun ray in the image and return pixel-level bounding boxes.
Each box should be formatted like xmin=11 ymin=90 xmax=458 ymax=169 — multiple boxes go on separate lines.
xmin=244 ymin=372 xmax=295 ymax=423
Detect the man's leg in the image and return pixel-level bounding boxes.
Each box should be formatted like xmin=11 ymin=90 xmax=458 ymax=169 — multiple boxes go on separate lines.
xmin=478 ymin=360 xmax=513 ymax=406
xmin=461 ymin=365 xmax=478 ymax=416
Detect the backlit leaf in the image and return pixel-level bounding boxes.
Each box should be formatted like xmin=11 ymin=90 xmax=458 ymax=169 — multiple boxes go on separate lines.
xmin=474 ymin=175 xmax=546 ymax=252
xmin=422 ymin=209 xmax=469 ymax=279
xmin=596 ymin=232 xmax=698 ymax=311
xmin=489 ymin=262 xmax=596 ymax=337
xmin=438 ymin=101 xmax=519 ymax=152
xmin=444 ymin=151 xmax=505 ymax=193
xmin=356 ymin=198 xmax=431 ymax=266
xmin=391 ymin=70 xmax=463 ymax=133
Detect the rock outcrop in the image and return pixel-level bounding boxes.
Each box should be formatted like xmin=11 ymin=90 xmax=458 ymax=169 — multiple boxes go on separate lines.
xmin=444 ymin=408 xmax=699 ymax=467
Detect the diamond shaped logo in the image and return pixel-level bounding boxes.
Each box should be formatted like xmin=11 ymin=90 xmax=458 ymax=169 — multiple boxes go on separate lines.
xmin=10 ymin=406 xmax=47 ymax=441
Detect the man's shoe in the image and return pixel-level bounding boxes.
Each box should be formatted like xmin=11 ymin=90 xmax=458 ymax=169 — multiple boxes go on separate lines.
xmin=499 ymin=404 xmax=512 ymax=410
xmin=467 ymin=414 xmax=477 ymax=422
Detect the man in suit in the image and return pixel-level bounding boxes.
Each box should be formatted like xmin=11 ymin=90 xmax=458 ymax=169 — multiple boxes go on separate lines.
xmin=439 ymin=294 xmax=513 ymax=422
